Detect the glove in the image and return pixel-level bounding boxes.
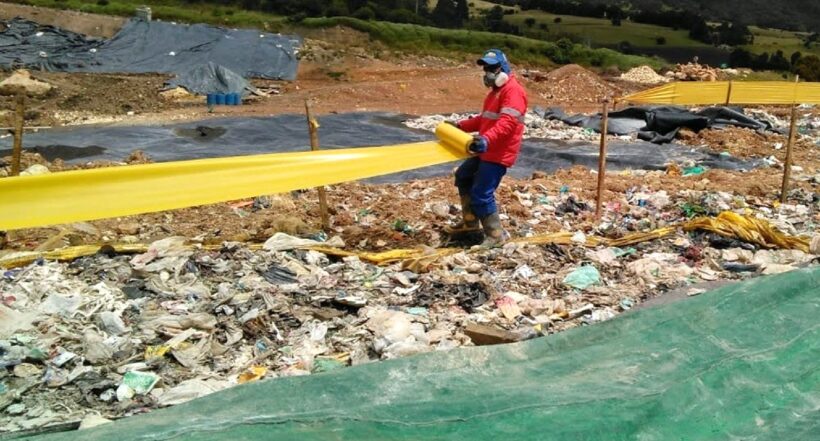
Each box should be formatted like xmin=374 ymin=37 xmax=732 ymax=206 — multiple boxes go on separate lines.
xmin=469 ymin=135 xmax=488 ymax=154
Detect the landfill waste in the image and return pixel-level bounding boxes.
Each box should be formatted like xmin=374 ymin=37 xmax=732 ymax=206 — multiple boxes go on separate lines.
xmin=22 ymin=267 xmax=820 ymax=441
xmin=0 ymin=170 xmax=818 ymax=433
xmin=562 ymin=265 xmax=601 ymax=290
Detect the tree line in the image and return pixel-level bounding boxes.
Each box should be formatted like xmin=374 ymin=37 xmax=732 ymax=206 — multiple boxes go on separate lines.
xmin=210 ymin=0 xmax=518 ymax=32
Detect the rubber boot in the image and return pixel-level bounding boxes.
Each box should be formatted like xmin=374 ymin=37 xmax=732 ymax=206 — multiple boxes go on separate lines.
xmin=479 ymin=212 xmax=510 ymax=248
xmin=444 ymin=194 xmax=482 ymax=235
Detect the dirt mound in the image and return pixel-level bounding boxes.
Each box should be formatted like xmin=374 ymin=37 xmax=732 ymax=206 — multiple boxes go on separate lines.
xmin=0 ymin=69 xmax=54 ymax=96
xmin=681 ymin=127 xmax=818 ymax=165
xmin=527 ymin=64 xmax=621 ymax=107
xmin=0 ymin=72 xmax=175 ymax=126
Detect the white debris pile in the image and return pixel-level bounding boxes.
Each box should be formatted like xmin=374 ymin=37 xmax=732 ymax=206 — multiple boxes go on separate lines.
xmin=619 ymin=66 xmax=670 ymax=85
xmin=405 ymin=113 xmax=602 ymax=142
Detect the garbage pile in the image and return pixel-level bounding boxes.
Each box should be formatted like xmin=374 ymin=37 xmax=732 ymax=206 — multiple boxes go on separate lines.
xmin=619 ymin=66 xmax=670 ymax=85
xmin=405 ymin=113 xmax=604 ymax=142
xmin=1 ymin=178 xmax=818 ymax=432
xmin=665 ymin=62 xmax=722 ymax=82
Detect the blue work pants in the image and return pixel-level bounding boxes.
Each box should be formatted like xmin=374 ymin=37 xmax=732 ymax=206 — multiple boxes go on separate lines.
xmin=454 ymin=157 xmax=508 ymax=218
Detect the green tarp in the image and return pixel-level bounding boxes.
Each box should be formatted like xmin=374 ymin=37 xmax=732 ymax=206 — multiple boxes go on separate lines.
xmin=30 ymin=268 xmax=820 ymax=440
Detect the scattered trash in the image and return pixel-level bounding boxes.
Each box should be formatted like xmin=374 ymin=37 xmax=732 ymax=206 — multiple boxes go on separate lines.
xmin=120 ymin=371 xmax=160 ymax=396
xmin=683 ymin=166 xmax=707 ymax=176
xmin=78 ymin=414 xmax=112 ymax=430
xmin=237 ymin=366 xmax=267 ymax=384
xmin=563 ymin=266 xmax=601 ymax=290
xmin=0 ymin=173 xmax=817 ymax=432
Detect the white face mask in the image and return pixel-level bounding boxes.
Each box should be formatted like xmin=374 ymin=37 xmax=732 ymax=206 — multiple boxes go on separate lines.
xmin=483 ymin=71 xmax=509 ymax=88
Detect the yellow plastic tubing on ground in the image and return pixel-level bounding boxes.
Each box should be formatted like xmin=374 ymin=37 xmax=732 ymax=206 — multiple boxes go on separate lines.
xmin=0 ymin=212 xmax=808 ymax=269
xmin=0 ymin=123 xmax=472 ymax=231
xmin=621 ymin=81 xmax=820 ymax=105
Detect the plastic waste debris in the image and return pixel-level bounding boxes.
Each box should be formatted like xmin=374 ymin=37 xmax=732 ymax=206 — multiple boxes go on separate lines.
xmin=263 ymin=232 xmax=343 ymax=252
xmin=562 ymin=266 xmax=601 ymax=290
xmin=683 ymin=165 xmax=706 ymax=176
xmin=237 ymin=366 xmax=267 ymax=384
xmin=79 ymin=414 xmax=112 ymax=430
xmin=117 ymin=371 xmax=160 ymax=401
xmin=157 ymin=379 xmax=229 ymax=406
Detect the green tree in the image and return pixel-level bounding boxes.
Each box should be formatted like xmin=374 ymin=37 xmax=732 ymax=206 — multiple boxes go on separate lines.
xmin=769 ymin=50 xmax=791 ymax=71
xmin=791 ymin=51 xmax=802 ymax=66
xmin=483 ymin=5 xmax=505 ymax=32
xmin=524 ymin=17 xmax=536 ymax=28
xmin=433 ymin=0 xmax=458 ymax=27
xmin=325 ymin=0 xmax=348 ymax=16
xmin=352 ymin=6 xmax=375 ymax=20
xmin=794 ymin=55 xmax=820 ymax=81
xmin=456 ymin=0 xmax=469 ymax=23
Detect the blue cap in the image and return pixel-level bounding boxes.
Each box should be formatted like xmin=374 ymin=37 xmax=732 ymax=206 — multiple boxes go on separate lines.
xmin=477 ymin=49 xmax=511 ymax=74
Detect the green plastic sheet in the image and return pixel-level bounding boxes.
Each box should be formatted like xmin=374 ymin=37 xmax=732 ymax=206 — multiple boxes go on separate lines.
xmin=31 ymin=268 xmax=820 ymax=440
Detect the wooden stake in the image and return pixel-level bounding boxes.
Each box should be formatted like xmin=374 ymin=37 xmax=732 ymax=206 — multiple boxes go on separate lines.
xmin=780 ymin=75 xmax=800 ymax=203
xmin=724 ymin=80 xmax=734 ymax=106
xmin=11 ymin=93 xmax=25 ymax=177
xmin=595 ymin=99 xmax=610 ymax=220
xmin=304 ymin=99 xmax=330 ymax=230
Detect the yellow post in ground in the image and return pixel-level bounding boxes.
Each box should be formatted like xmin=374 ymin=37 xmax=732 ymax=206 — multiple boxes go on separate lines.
xmin=595 ymin=99 xmax=610 ymax=220
xmin=304 ymin=99 xmax=331 ymax=230
xmin=11 ymin=92 xmax=25 ymax=177
xmin=780 ymin=75 xmax=800 ymax=203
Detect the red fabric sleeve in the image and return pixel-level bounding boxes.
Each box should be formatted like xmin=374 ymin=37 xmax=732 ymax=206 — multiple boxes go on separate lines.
xmin=457 ymin=114 xmax=482 ymax=133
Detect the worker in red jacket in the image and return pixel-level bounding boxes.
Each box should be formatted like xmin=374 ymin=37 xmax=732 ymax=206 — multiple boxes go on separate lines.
xmin=446 ymin=49 xmax=528 ymax=247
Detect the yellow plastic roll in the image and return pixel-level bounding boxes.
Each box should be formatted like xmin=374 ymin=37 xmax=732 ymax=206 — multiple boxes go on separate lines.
xmin=0 ymin=123 xmax=471 ymax=230
xmin=434 ymin=122 xmax=474 ymax=153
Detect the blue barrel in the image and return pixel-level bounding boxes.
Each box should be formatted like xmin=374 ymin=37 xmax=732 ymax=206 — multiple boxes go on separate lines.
xmin=227 ymin=93 xmax=238 ymax=106
xmin=214 ymin=94 xmax=226 ymax=105
xmin=206 ymin=93 xmax=216 ymax=106
xmin=233 ymin=93 xmax=242 ymax=106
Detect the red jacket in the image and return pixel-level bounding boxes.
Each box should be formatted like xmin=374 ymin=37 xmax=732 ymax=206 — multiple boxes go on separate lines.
xmin=458 ymin=74 xmax=528 ymax=167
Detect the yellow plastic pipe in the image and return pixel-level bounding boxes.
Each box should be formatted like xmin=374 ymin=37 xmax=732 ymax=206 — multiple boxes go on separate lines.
xmin=0 ymin=123 xmax=473 ymax=230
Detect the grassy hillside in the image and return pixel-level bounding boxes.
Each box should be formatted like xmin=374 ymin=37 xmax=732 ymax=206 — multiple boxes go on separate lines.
xmin=514 ymin=0 xmax=820 ymax=33
xmin=500 ymin=7 xmax=820 ymax=62
xmin=5 ymin=0 xmax=660 ymax=70
xmin=299 ymin=16 xmax=661 ymax=69
xmin=509 ymin=10 xmax=708 ymax=48
xmin=8 ymin=0 xmax=283 ymax=28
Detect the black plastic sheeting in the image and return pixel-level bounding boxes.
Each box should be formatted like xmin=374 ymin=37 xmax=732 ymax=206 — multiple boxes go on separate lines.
xmin=165 ymin=62 xmax=252 ymax=95
xmin=0 ymin=18 xmax=300 ymax=80
xmin=537 ymin=105 xmax=775 ymax=144
xmin=0 ymin=113 xmax=757 ymax=183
